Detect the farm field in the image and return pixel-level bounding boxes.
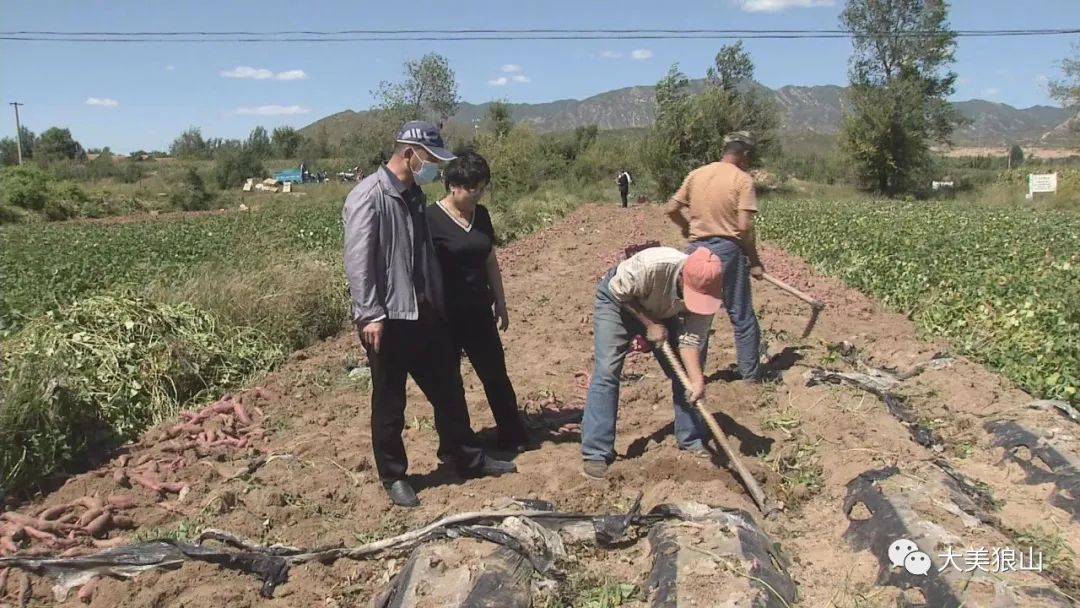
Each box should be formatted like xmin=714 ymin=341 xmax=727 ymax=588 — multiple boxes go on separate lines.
xmin=0 ymin=199 xmax=1078 ymax=606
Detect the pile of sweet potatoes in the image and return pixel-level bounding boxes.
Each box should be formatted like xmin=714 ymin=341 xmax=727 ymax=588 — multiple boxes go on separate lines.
xmin=0 ymin=494 xmax=137 ymax=557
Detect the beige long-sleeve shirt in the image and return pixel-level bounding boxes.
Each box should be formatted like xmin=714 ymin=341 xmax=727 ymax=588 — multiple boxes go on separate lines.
xmin=607 ymin=246 xmax=713 ymax=348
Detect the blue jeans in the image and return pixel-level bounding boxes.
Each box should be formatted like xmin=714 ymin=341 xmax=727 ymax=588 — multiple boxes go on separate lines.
xmin=581 ymin=269 xmax=709 ymax=463
xmin=688 ymin=237 xmax=761 ymax=381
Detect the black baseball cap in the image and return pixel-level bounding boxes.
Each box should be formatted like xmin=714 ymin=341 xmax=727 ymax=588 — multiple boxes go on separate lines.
xmin=395 ymin=121 xmax=456 ymax=162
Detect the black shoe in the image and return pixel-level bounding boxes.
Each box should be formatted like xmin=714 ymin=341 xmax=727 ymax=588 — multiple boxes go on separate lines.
xmin=461 ymin=455 xmax=517 ymax=479
xmin=384 ymin=480 xmax=420 ymax=507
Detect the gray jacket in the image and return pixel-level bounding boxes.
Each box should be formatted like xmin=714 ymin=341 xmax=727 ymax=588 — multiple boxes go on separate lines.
xmin=342 ymin=166 xmax=445 ymax=324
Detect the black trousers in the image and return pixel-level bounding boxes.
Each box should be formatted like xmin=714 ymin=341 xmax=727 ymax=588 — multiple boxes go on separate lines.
xmin=449 ymin=305 xmax=528 ymax=445
xmin=363 ymin=310 xmax=484 ymax=484
xmin=619 ymin=187 xmax=629 ymax=207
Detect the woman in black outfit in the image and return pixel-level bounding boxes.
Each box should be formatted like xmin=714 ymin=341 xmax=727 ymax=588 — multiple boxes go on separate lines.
xmin=427 ymin=151 xmax=530 ymax=452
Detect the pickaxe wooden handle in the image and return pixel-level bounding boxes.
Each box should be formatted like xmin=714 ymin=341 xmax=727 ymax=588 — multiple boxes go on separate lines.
xmin=762 ymin=273 xmax=825 ymax=338
xmin=657 ymin=341 xmax=781 ymax=519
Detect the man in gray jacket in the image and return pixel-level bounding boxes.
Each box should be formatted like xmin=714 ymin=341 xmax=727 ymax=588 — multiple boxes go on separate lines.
xmin=343 ymin=120 xmax=516 ymax=508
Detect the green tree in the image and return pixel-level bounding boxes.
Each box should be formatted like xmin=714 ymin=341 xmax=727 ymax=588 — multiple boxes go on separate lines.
xmin=374 ymin=53 xmax=461 ymax=127
xmin=1008 ymin=144 xmax=1025 ymax=168
xmin=707 ymin=41 xmax=754 ymax=92
xmin=245 ymin=126 xmax=272 ymax=159
xmin=1049 ymin=41 xmax=1080 ymax=130
xmin=643 ymin=59 xmax=779 ymax=195
xmin=487 ymin=100 xmax=513 ymax=138
xmin=35 ymin=127 xmax=85 ymax=163
xmin=271 ymin=126 xmax=303 ymax=159
xmin=170 ymin=127 xmax=209 ymax=159
xmin=0 ymin=138 xmax=18 ymax=166
xmin=213 ymin=148 xmax=266 ymax=190
xmin=838 ymin=0 xmax=962 ymax=194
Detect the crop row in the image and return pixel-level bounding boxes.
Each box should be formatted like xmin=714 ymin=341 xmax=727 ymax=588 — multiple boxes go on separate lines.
xmin=757 ymin=199 xmax=1079 ymax=406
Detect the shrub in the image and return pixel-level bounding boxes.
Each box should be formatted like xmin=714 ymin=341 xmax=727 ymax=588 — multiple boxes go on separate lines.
xmin=170 ymin=166 xmax=215 ymax=211
xmin=213 ymin=149 xmax=267 ymax=190
xmin=0 ymin=165 xmax=50 ymax=211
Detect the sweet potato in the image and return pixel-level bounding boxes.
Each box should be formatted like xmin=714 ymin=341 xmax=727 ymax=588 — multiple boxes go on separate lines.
xmin=77 ymin=577 xmax=98 ymax=604
xmin=22 ymin=526 xmax=58 ymax=544
xmin=116 ymin=454 xmax=131 ymax=468
xmin=129 ymin=473 xmax=162 ymax=493
xmin=113 ymin=469 xmax=130 ymax=487
xmin=92 ymin=536 xmax=129 ymax=549
xmin=75 ymin=497 xmax=104 ymax=512
xmin=60 ymin=546 xmax=92 ymax=558
xmin=233 ymin=401 xmax=252 ymax=426
xmin=158 ymin=482 xmax=187 ymax=495
xmin=254 ymin=387 xmax=273 ymax=401
xmin=0 ymin=536 xmax=17 ymax=554
xmin=133 ymin=453 xmax=154 ymax=467
xmin=57 ymin=512 xmax=79 ymax=525
xmin=76 ymin=508 xmax=106 ymax=528
xmin=0 ymin=567 xmax=7 ymax=594
xmin=168 ymin=423 xmax=203 ymax=438
xmin=85 ymin=512 xmax=113 ymax=538
xmin=17 ymin=572 xmax=30 ymax=607
xmin=37 ymin=503 xmax=73 ymax=521
xmin=1 ymin=512 xmax=72 ymax=535
xmin=106 ymin=494 xmax=137 ymax=510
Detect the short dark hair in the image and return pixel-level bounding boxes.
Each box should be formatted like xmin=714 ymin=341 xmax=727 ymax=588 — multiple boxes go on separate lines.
xmin=443 ymin=150 xmax=491 ymax=191
xmin=723 ymin=140 xmax=752 ymax=157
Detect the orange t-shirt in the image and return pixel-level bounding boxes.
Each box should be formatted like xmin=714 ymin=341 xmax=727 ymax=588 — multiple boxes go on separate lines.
xmin=670 ymin=162 xmax=757 ymax=242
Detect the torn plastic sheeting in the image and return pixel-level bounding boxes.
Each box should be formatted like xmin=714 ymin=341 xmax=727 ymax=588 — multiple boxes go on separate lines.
xmin=0 ymin=539 xmax=288 ymax=601
xmin=644 ymin=504 xmax=797 ymax=608
xmin=985 ymin=419 xmax=1080 ymax=520
xmin=0 ymin=496 xmax=653 ymax=601
xmin=842 ymin=465 xmax=1074 ymax=608
xmin=806 ymin=367 xmax=941 ymax=449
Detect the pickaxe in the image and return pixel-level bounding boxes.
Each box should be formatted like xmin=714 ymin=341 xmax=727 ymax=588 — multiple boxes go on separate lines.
xmin=657 ymin=341 xmax=783 ymax=520
xmin=762 ymin=273 xmax=825 ymax=339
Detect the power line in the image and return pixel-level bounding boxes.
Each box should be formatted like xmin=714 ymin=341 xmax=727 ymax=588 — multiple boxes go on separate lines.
xmin=0 ymin=28 xmax=1077 ymax=43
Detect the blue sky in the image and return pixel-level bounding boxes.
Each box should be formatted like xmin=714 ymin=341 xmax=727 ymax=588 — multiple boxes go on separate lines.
xmin=1 ymin=0 xmax=1077 ymax=154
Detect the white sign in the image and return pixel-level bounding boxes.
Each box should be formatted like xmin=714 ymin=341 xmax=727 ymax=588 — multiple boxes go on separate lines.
xmin=932 ymin=181 xmax=954 ymax=191
xmin=1029 ymin=173 xmax=1058 ymax=195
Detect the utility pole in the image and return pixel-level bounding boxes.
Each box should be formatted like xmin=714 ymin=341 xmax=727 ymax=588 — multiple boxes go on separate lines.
xmin=9 ymin=102 xmax=24 ymax=165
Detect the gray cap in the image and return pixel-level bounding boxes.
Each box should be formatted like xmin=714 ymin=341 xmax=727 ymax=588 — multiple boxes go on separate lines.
xmin=723 ymin=131 xmax=755 ymax=147
xmin=396 ymin=120 xmax=456 ymax=161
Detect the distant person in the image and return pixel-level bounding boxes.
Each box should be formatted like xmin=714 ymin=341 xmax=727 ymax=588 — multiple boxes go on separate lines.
xmin=342 ymin=120 xmax=516 ymax=508
xmin=665 ymin=131 xmax=766 ymax=384
xmin=616 ymin=169 xmax=633 ymax=208
xmin=427 ymin=151 xmax=531 ymax=453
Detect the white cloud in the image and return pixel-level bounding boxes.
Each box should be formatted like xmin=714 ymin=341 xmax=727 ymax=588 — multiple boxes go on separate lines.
xmin=981 ymin=88 xmax=1001 ymax=100
xmin=736 ymin=0 xmax=833 ymax=12
xmin=631 ymin=49 xmax=653 ymax=60
xmin=166 ymin=65 xmax=176 ymax=71
xmin=1036 ymin=74 xmax=1050 ymax=87
xmin=221 ymin=66 xmax=309 ymax=81
xmin=221 ymin=66 xmax=274 ymax=79
xmin=600 ymin=51 xmax=622 ymax=59
xmin=86 ymin=97 xmax=119 ymax=107
xmin=234 ymin=105 xmax=311 ymax=116
xmin=275 ymin=69 xmax=308 ymax=81
xmin=500 ymin=64 xmax=522 ymax=73
xmin=512 ymin=74 xmax=530 ymax=83
xmin=488 ymin=77 xmax=509 ymax=86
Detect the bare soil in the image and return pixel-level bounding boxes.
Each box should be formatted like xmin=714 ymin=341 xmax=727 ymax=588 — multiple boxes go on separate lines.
xmin=2 ymin=202 xmax=1077 ymax=607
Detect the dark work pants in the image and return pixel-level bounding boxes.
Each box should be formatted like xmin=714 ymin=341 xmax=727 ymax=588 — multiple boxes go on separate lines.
xmin=449 ymin=305 xmax=528 ymax=445
xmin=619 ymin=187 xmax=629 ymax=207
xmin=363 ymin=309 xmax=484 ymax=485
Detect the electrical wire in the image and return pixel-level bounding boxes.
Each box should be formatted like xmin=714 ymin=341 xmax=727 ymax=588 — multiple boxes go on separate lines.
xmin=0 ymin=28 xmax=1076 ymax=43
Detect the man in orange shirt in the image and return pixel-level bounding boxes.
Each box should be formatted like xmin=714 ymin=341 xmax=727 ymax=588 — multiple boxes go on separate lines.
xmin=664 ymin=132 xmax=765 ymax=383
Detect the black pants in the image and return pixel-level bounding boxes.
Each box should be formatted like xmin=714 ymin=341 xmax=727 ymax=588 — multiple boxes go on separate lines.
xmin=619 ymin=187 xmax=629 ymax=207
xmin=449 ymin=306 xmax=528 ymax=445
xmin=364 ymin=311 xmax=484 ymax=484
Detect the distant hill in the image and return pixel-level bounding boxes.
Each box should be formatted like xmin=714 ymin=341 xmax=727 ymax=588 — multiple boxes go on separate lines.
xmin=301 ymin=81 xmax=1078 ymax=148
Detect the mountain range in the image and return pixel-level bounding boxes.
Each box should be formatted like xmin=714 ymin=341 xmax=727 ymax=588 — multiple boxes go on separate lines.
xmin=302 ymin=81 xmax=1078 ymax=148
